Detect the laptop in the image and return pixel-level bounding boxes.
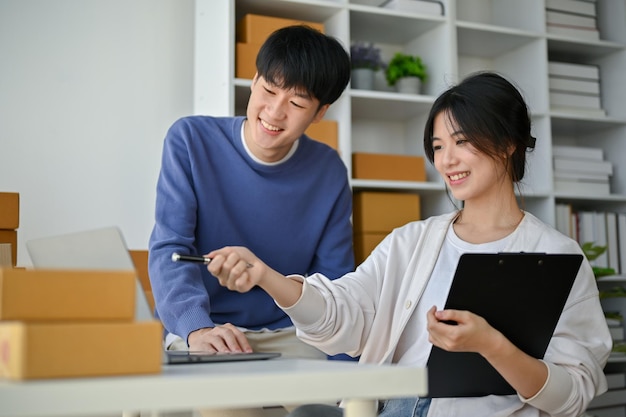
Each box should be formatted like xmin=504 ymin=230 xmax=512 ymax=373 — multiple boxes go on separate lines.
xmin=26 ymin=226 xmax=281 ymax=364
xmin=426 ymin=252 xmax=583 ymax=398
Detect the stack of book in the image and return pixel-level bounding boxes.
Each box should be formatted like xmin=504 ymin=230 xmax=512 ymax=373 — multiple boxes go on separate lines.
xmin=555 ymin=207 xmax=626 ymax=275
xmin=548 ymin=61 xmax=605 ymax=117
xmin=552 ymin=145 xmax=612 ymax=196
xmin=545 ymin=0 xmax=600 ymax=40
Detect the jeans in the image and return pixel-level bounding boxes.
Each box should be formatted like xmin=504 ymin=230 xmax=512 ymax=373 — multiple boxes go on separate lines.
xmin=287 ymin=397 xmax=431 ymax=417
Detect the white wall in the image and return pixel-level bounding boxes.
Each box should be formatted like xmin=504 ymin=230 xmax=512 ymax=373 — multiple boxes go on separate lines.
xmin=0 ymin=0 xmax=195 ymax=266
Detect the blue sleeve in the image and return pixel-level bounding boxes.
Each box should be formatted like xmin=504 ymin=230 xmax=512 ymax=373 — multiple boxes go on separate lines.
xmin=148 ymin=118 xmax=215 ymax=342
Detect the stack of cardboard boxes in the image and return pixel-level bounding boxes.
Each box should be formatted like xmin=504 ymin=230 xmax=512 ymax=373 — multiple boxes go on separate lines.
xmin=351 ymin=153 xmax=426 ymax=264
xmin=0 ymin=268 xmax=162 ymax=380
xmin=353 ymin=192 xmax=422 ymax=265
xmin=0 ymin=192 xmax=19 ymax=267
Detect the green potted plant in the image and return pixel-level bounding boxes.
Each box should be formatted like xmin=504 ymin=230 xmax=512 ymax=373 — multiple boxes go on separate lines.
xmin=385 ymin=52 xmax=427 ymax=94
xmin=350 ymin=42 xmax=385 ymax=90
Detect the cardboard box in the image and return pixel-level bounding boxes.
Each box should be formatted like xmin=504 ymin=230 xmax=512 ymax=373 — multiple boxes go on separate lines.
xmin=354 ymin=232 xmax=388 ymax=265
xmin=305 ymin=119 xmax=338 ymax=151
xmin=352 ymin=153 xmax=426 ymax=182
xmin=129 ymin=250 xmax=155 ymax=312
xmin=236 ymin=14 xmax=324 ymax=44
xmin=0 ymin=268 xmax=136 ymax=321
xmin=236 ymin=42 xmax=260 ymax=79
xmin=353 ymin=191 xmax=420 ymax=233
xmin=0 ymin=192 xmax=19 ymax=230
xmin=0 ymin=230 xmax=17 ymax=267
xmin=0 ymin=321 xmax=162 ymax=380
xmin=0 ymin=244 xmax=12 ymax=267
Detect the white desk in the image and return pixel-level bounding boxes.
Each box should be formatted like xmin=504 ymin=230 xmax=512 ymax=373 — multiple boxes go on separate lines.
xmin=0 ymin=358 xmax=427 ymax=417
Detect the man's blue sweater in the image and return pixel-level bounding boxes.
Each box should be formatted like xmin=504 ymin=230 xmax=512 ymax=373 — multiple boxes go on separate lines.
xmin=149 ymin=116 xmax=355 ymax=342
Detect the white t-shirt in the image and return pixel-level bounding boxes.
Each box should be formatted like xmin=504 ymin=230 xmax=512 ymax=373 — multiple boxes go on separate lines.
xmin=394 ymin=221 xmax=521 ymax=366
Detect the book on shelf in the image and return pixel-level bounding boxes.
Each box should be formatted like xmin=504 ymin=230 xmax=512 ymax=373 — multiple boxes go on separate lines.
xmin=619 ymin=214 xmax=626 ymax=277
xmin=553 ymin=157 xmax=613 ymax=175
xmin=552 ymin=145 xmax=604 ymax=161
xmin=607 ymin=212 xmax=621 ymax=275
xmin=555 ymin=203 xmax=574 ymax=238
xmin=553 ymin=179 xmax=610 ymax=196
xmin=545 ymin=0 xmax=597 ymax=17
xmin=554 ymin=171 xmax=609 ymax=182
xmin=550 ymin=91 xmax=602 ymax=110
xmin=549 ymin=76 xmax=601 ymax=95
xmin=380 ymin=0 xmax=444 ymax=15
xmin=547 ymin=23 xmax=600 ymax=40
xmin=545 ymin=10 xmax=597 ymax=29
xmin=595 ymin=211 xmax=609 ymax=268
xmin=548 ymin=61 xmax=600 ymax=80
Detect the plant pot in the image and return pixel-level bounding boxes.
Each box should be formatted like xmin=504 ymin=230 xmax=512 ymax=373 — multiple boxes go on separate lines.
xmin=395 ymin=76 xmax=422 ymax=94
xmin=351 ymin=68 xmax=376 ymax=90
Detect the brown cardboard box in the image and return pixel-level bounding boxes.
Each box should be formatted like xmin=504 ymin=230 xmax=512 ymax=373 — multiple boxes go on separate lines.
xmin=353 ymin=232 xmax=388 ymax=265
xmin=305 ymin=119 xmax=339 ymax=151
xmin=0 ymin=321 xmax=162 ymax=380
xmin=0 ymin=244 xmax=12 ymax=267
xmin=0 ymin=192 xmax=19 ymax=230
xmin=236 ymin=42 xmax=260 ymax=79
xmin=353 ymin=191 xmax=420 ymax=233
xmin=236 ymin=14 xmax=324 ymax=44
xmin=0 ymin=230 xmax=17 ymax=267
xmin=129 ymin=250 xmax=155 ymax=312
xmin=352 ymin=153 xmax=426 ymax=182
xmin=0 ymin=268 xmax=136 ymax=321
xmin=235 ymin=15 xmax=325 ymax=79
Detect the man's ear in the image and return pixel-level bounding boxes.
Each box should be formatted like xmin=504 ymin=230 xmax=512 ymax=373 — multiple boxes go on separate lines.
xmin=312 ymin=104 xmax=330 ymax=124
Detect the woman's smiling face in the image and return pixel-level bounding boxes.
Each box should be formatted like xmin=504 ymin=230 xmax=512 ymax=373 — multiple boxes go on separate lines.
xmin=432 ymin=111 xmax=510 ymax=204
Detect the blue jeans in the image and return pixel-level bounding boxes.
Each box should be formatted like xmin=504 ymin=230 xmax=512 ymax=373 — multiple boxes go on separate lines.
xmin=286 ymin=397 xmax=431 ymax=417
xmin=379 ymin=397 xmax=431 ymax=417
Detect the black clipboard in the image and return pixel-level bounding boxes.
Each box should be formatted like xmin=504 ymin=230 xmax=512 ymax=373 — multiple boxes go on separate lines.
xmin=426 ymin=252 xmax=583 ymax=398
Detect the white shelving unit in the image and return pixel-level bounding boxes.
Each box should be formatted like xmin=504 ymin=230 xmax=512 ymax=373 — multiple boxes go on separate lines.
xmin=197 ymin=0 xmax=626 ymax=412
xmin=195 ymin=0 xmax=626 ymax=223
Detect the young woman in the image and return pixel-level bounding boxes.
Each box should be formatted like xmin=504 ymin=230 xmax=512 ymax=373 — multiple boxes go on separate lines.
xmin=205 ymin=72 xmax=612 ymax=417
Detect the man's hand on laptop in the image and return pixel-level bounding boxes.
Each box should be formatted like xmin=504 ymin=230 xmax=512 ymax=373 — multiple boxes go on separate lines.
xmin=188 ymin=323 xmax=253 ymax=353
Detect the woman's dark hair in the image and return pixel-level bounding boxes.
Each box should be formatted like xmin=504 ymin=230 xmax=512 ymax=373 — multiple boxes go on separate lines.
xmin=423 ymin=72 xmax=536 ymax=183
xmin=256 ymin=25 xmax=351 ymax=107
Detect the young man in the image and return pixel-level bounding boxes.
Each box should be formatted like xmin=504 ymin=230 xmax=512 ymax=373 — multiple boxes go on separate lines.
xmin=148 ymin=25 xmax=354 ymax=360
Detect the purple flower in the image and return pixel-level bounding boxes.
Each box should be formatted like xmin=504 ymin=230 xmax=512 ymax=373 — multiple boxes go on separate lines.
xmin=350 ymin=42 xmax=385 ymax=71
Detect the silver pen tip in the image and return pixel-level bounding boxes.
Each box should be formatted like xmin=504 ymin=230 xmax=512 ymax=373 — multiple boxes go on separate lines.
xmin=171 ymin=252 xmax=180 ymax=262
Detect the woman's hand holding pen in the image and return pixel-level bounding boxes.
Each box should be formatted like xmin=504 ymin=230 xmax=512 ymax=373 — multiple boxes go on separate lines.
xmin=206 ymin=246 xmax=305 ymax=308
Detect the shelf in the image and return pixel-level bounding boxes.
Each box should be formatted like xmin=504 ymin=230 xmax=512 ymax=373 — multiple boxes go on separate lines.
xmin=234 ymin=0 xmax=342 ymax=22
xmin=350 ymin=7 xmax=445 ymax=45
xmin=456 ymin=22 xmax=541 ymax=58
xmin=551 ymin=114 xmax=626 ymax=135
xmin=351 ymin=179 xmax=445 ymax=194
xmin=597 ymin=275 xmax=626 ymax=284
xmin=350 ymin=90 xmax=434 ymax=121
xmin=548 ymin=37 xmax=625 ymax=61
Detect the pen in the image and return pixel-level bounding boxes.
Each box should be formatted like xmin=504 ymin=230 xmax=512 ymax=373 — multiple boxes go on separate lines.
xmin=171 ymin=252 xmax=253 ymax=268
xmin=171 ymin=253 xmax=211 ymax=263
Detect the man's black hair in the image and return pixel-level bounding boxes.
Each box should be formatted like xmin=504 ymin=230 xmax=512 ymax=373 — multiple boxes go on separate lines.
xmin=256 ymin=25 xmax=351 ymax=107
